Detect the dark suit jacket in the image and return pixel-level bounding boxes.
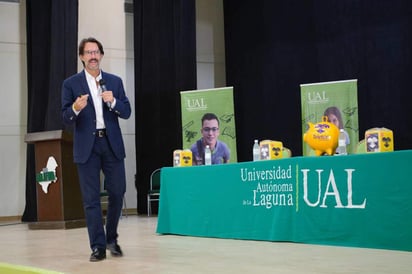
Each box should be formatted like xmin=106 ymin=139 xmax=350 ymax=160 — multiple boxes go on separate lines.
xmin=62 ymin=70 xmax=132 ymax=164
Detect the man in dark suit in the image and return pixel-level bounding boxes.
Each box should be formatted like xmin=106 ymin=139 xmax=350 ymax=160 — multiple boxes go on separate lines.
xmin=61 ymin=37 xmax=131 ymax=262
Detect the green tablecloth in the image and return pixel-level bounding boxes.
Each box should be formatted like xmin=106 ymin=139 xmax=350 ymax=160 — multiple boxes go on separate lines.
xmin=157 ymin=150 xmax=412 ymax=251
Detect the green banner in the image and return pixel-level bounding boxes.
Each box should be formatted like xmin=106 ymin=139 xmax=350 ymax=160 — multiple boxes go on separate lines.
xmin=300 ymin=80 xmax=359 ymax=155
xmin=157 ymin=150 xmax=412 ymax=251
xmin=180 ymin=87 xmax=237 ymax=163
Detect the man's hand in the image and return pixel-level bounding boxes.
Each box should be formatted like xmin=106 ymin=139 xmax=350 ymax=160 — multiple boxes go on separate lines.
xmin=101 ymin=90 xmax=114 ymax=104
xmin=73 ymin=94 xmax=89 ymax=111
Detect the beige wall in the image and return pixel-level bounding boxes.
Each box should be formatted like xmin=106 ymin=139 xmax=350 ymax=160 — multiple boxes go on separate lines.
xmin=78 ymin=0 xmax=137 ymax=214
xmin=196 ymin=0 xmax=226 ymax=89
xmin=0 ymin=0 xmax=225 ymax=217
xmin=0 ymin=0 xmax=27 ymax=217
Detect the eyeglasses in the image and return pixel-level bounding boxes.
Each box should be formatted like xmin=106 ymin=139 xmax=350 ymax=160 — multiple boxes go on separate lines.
xmin=84 ymin=50 xmax=101 ymax=56
xmin=203 ymin=127 xmax=219 ymax=132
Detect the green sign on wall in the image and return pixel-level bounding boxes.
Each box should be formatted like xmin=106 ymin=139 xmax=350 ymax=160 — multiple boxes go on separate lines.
xmin=300 ymin=79 xmax=359 ymax=155
xmin=180 ymin=87 xmax=237 ymax=163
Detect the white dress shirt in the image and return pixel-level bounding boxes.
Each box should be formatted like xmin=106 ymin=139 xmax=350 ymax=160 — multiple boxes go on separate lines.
xmin=85 ymin=70 xmax=106 ymax=129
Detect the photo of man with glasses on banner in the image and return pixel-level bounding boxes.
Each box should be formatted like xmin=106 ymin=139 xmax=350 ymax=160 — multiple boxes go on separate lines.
xmin=190 ymin=113 xmax=230 ymax=165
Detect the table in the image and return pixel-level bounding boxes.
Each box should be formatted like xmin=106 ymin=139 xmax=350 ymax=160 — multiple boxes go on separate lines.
xmin=157 ymin=150 xmax=412 ymax=251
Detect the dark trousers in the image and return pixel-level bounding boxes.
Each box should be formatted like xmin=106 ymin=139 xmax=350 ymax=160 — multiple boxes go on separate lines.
xmin=76 ymin=136 xmax=126 ymax=250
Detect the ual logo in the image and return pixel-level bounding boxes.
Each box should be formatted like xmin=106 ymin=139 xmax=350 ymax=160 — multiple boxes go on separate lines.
xmin=36 ymin=156 xmax=58 ymax=194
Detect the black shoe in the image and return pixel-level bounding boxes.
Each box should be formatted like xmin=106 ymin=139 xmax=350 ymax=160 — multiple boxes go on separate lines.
xmin=107 ymin=243 xmax=123 ymax=257
xmin=90 ymin=248 xmax=106 ymax=262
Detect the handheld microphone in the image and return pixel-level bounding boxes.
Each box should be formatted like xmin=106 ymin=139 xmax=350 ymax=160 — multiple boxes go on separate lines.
xmin=99 ymin=79 xmax=111 ymax=108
